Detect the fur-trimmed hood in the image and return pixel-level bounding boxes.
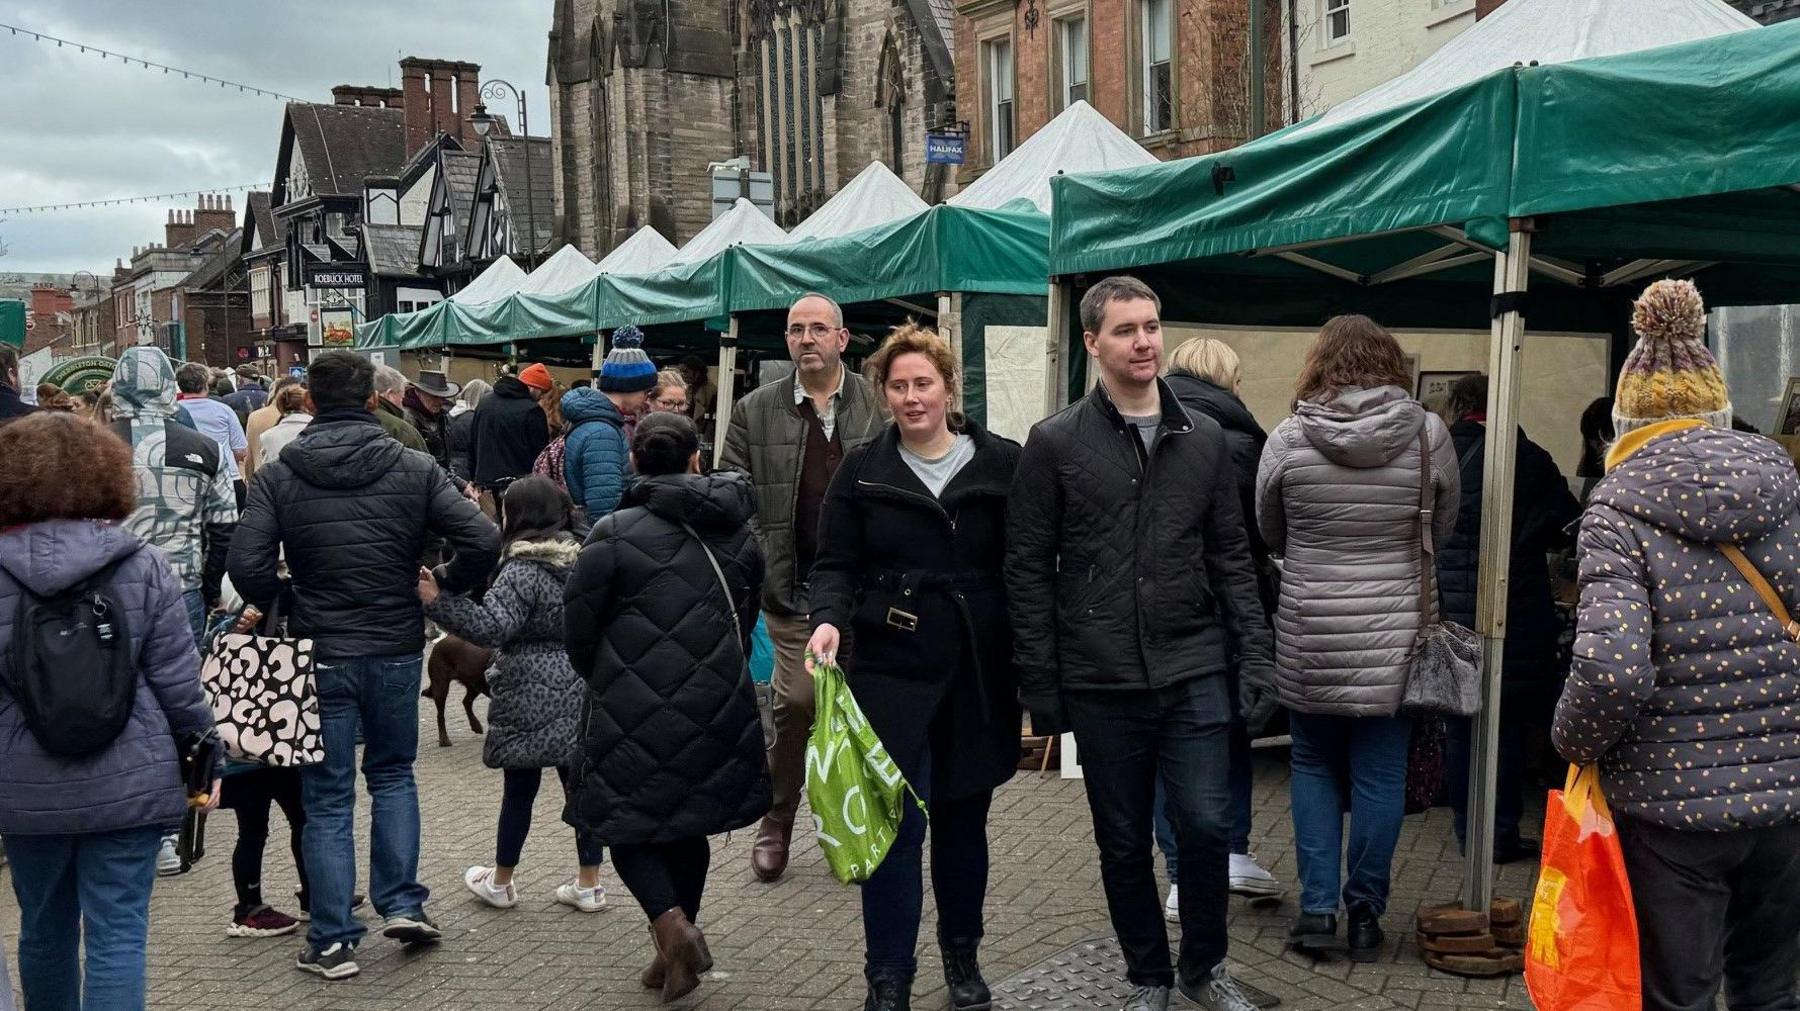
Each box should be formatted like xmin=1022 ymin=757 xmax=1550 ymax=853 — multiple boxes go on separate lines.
xmin=503 ymin=534 xmax=582 ymax=571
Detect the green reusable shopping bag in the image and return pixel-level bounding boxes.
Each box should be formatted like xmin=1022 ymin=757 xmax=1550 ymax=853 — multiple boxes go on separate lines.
xmin=804 ymin=656 xmax=926 ymax=884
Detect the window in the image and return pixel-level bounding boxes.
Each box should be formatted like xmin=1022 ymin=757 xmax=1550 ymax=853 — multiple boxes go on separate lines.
xmin=250 ymin=267 xmax=271 ymax=318
xmin=985 ymin=39 xmax=1015 ymax=161
xmin=889 ymin=95 xmax=906 ymax=178
xmin=1325 ymin=0 xmax=1350 ymax=43
xmin=1141 ymin=0 xmax=1173 ymax=134
xmin=1058 ymin=17 xmax=1089 ymax=108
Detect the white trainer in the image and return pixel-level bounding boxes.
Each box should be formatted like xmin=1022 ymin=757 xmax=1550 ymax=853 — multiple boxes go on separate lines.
xmin=155 ymin=834 xmax=181 ymax=877
xmin=1228 ymin=853 xmax=1283 ymax=898
xmin=1163 ymin=883 xmax=1180 ymax=923
xmin=462 ymin=866 xmax=518 ymax=909
xmin=555 ymin=881 xmax=606 ymax=912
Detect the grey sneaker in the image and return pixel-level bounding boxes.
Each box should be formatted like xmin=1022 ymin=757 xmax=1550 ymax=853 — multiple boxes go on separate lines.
xmin=1124 ymin=984 xmax=1171 ymax=1011
xmin=295 ymin=941 xmax=360 ymax=980
xmin=381 ymin=911 xmax=442 ymax=945
xmin=1176 ymin=963 xmax=1258 ymax=1011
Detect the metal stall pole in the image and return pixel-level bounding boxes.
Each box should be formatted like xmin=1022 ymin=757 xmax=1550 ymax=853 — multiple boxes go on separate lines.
xmin=590 ymin=330 xmax=608 ymax=384
xmin=1463 ymin=221 xmax=1533 ymax=912
xmin=1044 ymin=279 xmax=1073 ymax=415
xmin=713 ymin=316 xmax=740 ymax=468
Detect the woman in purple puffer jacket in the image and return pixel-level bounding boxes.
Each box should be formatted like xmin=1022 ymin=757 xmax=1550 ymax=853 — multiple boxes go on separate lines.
xmin=0 ymin=412 xmax=220 ymax=1010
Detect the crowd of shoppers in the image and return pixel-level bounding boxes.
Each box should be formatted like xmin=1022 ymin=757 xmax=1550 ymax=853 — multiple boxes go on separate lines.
xmin=5 ymin=272 xmax=1799 ymax=1011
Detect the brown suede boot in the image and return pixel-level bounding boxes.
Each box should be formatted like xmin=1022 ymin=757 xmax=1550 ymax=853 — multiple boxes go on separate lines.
xmin=640 ymin=926 xmax=665 ymax=990
xmin=651 ymin=908 xmax=709 ymax=1002
xmin=750 ymin=815 xmax=794 ymax=882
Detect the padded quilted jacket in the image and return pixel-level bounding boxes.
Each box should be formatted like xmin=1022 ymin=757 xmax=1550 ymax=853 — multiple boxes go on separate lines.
xmin=718 ymin=368 xmax=883 ymax=616
xmin=229 ymin=410 xmax=500 ymax=660
xmin=0 ymin=520 xmax=218 ymax=835
xmin=562 ymin=471 xmax=770 ymax=844
xmin=1006 ymin=380 xmax=1277 ymax=705
xmin=561 ymin=388 xmax=629 ymax=518
xmin=1554 ymin=422 xmax=1800 ymax=830
xmin=1256 ymin=385 xmax=1459 ymax=717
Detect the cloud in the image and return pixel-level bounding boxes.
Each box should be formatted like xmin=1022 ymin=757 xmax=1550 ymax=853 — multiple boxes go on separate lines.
xmin=0 ymin=0 xmax=550 ymax=273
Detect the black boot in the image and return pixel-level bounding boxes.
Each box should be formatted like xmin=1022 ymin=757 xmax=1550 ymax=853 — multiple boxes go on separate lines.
xmin=1346 ymin=905 xmax=1383 ymax=964
xmin=1288 ymin=912 xmax=1341 ymax=955
xmin=864 ymin=970 xmax=913 ymax=1011
xmin=941 ymin=945 xmax=992 ymax=1011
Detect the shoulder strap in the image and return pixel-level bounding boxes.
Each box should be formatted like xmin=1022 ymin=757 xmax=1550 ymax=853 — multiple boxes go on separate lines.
xmin=1458 ymin=439 xmax=1482 ymax=475
xmin=1416 ymin=429 xmax=1436 ymax=627
xmin=680 ymin=521 xmax=743 ymax=645
xmin=1721 ymin=544 xmax=1800 ymax=642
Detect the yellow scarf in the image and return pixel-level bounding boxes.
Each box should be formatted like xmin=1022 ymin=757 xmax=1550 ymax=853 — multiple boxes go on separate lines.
xmin=1604 ymin=418 xmax=1706 ymax=473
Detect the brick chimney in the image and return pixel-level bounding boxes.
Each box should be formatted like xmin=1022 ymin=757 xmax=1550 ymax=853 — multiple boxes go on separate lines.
xmin=1476 ymin=0 xmax=1510 ymax=17
xmin=332 ymin=84 xmax=405 ymax=107
xmin=165 ymin=209 xmax=197 ymax=249
xmin=455 ymin=62 xmax=482 ymax=145
xmin=401 ymin=57 xmax=484 ymax=155
xmin=194 ymin=193 xmax=236 ymax=236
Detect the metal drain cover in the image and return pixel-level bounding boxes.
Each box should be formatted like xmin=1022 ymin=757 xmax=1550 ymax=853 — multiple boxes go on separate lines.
xmin=992 ymin=936 xmax=1280 ymax=1009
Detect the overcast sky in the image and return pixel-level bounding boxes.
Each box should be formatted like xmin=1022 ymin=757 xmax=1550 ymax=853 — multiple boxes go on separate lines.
xmin=0 ymin=0 xmax=551 ymax=275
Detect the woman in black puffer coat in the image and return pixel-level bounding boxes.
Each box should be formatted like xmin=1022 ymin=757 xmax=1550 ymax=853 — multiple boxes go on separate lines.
xmin=563 ymin=412 xmax=767 ymax=1004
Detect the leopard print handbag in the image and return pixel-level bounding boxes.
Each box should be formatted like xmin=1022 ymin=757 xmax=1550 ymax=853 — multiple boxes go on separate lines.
xmin=201 ymin=609 xmax=322 ymax=767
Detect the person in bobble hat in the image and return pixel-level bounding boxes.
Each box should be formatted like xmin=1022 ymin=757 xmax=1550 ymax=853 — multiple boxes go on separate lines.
xmin=563 ymin=326 xmax=658 ymax=519
xmin=1556 ymin=277 xmax=1800 ymax=1011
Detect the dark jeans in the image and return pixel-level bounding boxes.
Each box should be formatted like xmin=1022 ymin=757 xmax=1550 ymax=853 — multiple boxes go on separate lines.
xmin=611 ymin=838 xmax=712 ymax=923
xmin=223 ymin=766 xmax=309 ymax=910
xmin=1619 ymin=815 xmax=1800 ymax=1011
xmin=182 ymin=589 xmax=207 ymax=646
xmin=301 ymin=654 xmax=429 ymax=948
xmin=3 ymin=825 xmax=163 ymax=1011
xmin=496 ymin=767 xmax=604 ymax=868
xmin=861 ymin=747 xmax=994 ymax=979
xmin=1153 ymin=717 xmax=1254 ymax=876
xmin=1288 ymin=711 xmax=1412 ymax=917
xmin=1445 ymin=713 xmax=1525 ymax=851
xmin=1066 ymin=675 xmax=1233 ymax=989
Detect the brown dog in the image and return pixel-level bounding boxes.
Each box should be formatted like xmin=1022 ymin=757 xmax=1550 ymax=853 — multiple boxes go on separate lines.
xmin=424 ymin=635 xmax=493 ymax=748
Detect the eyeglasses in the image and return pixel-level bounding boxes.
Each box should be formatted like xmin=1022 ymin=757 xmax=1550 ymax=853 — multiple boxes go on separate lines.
xmin=786 ymin=323 xmax=839 ymax=340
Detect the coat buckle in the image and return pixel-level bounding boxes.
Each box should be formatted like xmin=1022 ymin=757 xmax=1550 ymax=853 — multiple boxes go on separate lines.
xmin=886 ymin=607 xmax=919 ymax=632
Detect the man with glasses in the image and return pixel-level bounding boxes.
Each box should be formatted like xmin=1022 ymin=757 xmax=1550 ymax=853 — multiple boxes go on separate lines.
xmin=720 ymin=293 xmax=884 ymax=883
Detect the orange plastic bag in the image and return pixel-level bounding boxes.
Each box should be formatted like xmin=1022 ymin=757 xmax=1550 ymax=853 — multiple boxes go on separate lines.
xmin=1524 ymin=765 xmax=1642 ymax=1011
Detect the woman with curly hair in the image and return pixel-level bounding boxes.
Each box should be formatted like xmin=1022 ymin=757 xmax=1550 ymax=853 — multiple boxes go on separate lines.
xmin=0 ymin=412 xmax=221 ymax=1009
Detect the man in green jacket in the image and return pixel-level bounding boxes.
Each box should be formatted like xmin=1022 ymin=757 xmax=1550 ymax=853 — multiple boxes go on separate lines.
xmin=720 ymin=292 xmax=884 ymax=882
xmin=373 ymin=364 xmax=429 ymax=454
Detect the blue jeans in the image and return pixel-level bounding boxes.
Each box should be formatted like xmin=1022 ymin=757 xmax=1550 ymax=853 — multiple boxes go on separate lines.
xmin=1066 ymin=675 xmax=1233 ymax=989
xmin=300 ymin=654 xmax=429 ymax=948
xmin=1288 ymin=711 xmax=1413 ymax=917
xmin=1153 ymin=717 xmax=1254 ymax=878
xmin=182 ymin=589 xmax=206 ymax=646
xmin=3 ymin=825 xmax=163 ymax=1010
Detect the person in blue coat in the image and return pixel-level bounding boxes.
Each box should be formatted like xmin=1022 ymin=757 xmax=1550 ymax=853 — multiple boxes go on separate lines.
xmin=563 ymin=326 xmax=656 ymax=519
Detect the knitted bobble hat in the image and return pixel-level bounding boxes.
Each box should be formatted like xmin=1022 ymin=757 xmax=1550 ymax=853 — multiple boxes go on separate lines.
xmin=601 ymin=324 xmax=658 ymax=393
xmin=1612 ymin=278 xmax=1730 ymax=437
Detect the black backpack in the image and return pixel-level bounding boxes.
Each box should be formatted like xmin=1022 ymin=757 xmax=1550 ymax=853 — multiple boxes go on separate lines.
xmin=3 ymin=557 xmax=136 ymax=756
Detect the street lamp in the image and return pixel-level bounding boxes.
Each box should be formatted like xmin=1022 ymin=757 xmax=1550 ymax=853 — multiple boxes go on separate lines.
xmin=468 ymin=79 xmax=537 ymax=270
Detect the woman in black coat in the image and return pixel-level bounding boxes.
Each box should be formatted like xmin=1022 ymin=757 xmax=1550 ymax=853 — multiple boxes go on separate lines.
xmin=807 ymin=324 xmax=1021 ymax=1011
xmin=563 ymin=412 xmax=768 ymax=1004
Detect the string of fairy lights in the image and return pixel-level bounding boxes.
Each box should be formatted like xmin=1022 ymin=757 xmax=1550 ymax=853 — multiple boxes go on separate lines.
xmin=0 ymin=23 xmax=297 ymax=218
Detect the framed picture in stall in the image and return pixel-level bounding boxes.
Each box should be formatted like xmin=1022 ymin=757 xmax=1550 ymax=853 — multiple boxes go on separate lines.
xmin=1778 ymin=377 xmax=1800 ymax=435
xmin=1418 ymin=370 xmax=1478 ymax=405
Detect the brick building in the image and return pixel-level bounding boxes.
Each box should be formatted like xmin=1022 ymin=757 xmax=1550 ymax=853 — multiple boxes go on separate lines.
xmin=104 ymin=196 xmax=249 ymax=364
xmin=546 ymin=0 xmax=955 ymax=253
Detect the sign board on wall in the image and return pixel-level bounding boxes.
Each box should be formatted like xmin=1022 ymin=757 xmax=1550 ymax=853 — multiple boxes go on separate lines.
xmin=926 ymin=132 xmax=967 ymax=165
xmin=306 ymin=265 xmax=368 ymax=289
xmin=316 ymin=308 xmax=355 ymax=349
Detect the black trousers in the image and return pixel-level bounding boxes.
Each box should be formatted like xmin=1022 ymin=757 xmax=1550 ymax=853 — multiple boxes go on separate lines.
xmin=221 ymin=767 xmax=308 ymax=909
xmin=611 ymin=837 xmax=712 ymax=923
xmin=1618 ymin=814 xmax=1800 ymax=1011
xmin=1065 ymin=676 xmax=1233 ymax=990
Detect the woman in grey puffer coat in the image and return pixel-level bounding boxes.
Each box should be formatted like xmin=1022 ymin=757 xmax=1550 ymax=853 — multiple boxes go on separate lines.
xmin=1255 ymin=316 xmax=1458 ymax=962
xmin=1555 ymin=279 xmax=1800 ymax=1011
xmin=419 ymin=476 xmax=606 ymax=913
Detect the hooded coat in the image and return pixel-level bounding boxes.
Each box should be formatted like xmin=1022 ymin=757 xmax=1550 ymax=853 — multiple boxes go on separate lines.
xmin=110 ymin=347 xmax=238 ymax=602
xmin=561 ymin=388 xmax=629 ymax=519
xmin=0 ymin=520 xmax=218 ymax=835
xmin=1166 ymin=371 xmax=1276 ymax=613
xmin=469 ymin=376 xmax=550 ymax=488
xmin=228 ymin=409 xmax=500 ymax=659
xmin=426 ymin=536 xmax=584 ymax=770
xmin=563 ymin=472 xmax=769 ymax=844
xmin=1555 ymin=422 xmax=1800 ymax=831
xmin=1256 ymin=385 xmax=1460 ymax=717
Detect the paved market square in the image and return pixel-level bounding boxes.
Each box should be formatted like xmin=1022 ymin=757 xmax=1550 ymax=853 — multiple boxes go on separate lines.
xmin=2 ymin=698 xmax=1542 ymax=1010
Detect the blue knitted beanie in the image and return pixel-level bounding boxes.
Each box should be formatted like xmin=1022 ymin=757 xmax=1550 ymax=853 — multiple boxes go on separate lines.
xmin=601 ymin=325 xmax=657 ymax=393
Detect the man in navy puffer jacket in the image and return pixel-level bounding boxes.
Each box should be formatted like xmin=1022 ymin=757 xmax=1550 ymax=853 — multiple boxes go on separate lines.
xmin=563 ymin=326 xmax=657 ymax=519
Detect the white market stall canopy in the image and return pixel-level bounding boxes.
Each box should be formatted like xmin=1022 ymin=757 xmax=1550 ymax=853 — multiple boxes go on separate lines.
xmin=448 ymin=256 xmax=527 ymax=304
xmin=597 ymin=226 xmax=678 ymax=274
xmin=789 ymin=161 xmax=930 ymax=241
xmin=948 ymin=100 xmax=1159 ymax=213
xmin=668 ymin=197 xmax=790 ymax=266
xmin=514 ymin=245 xmax=601 ymax=296
xmin=1293 ymin=0 xmax=1757 ymax=136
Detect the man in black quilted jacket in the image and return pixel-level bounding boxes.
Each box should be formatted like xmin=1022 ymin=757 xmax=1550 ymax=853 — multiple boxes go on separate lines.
xmin=1006 ymin=276 xmax=1276 ymax=1011
xmin=229 ymin=351 xmax=499 ymax=981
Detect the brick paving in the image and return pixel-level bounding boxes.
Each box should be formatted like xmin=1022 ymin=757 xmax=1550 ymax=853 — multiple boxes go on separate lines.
xmin=2 ymin=702 xmax=1544 ymax=1010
